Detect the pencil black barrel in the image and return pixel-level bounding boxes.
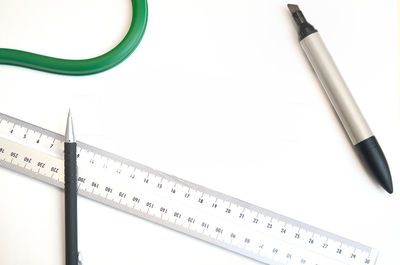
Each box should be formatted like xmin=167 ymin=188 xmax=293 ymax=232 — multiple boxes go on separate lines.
xmin=64 ymin=142 xmax=78 ymax=265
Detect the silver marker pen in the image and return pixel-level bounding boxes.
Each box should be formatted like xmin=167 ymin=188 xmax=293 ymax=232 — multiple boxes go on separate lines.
xmin=288 ymin=4 xmax=393 ymax=193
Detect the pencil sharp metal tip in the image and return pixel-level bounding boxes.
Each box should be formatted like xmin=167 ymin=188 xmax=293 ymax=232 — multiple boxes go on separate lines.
xmin=65 ymin=110 xmax=76 ymax=143
xmin=287 ymin=4 xmax=300 ymax=14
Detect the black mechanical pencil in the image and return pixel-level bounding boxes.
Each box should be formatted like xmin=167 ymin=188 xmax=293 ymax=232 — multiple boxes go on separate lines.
xmin=64 ymin=109 xmax=79 ymax=265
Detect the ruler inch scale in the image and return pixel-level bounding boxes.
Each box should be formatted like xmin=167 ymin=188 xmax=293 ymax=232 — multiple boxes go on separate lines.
xmin=0 ymin=112 xmax=377 ymax=265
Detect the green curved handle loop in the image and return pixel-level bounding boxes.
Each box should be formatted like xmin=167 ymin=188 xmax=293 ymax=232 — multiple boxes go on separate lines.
xmin=0 ymin=0 xmax=148 ymax=75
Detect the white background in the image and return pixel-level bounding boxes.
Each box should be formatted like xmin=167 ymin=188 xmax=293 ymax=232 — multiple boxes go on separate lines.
xmin=0 ymin=0 xmax=399 ymax=264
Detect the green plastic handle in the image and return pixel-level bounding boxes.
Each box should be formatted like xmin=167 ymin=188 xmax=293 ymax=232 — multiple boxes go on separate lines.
xmin=0 ymin=0 xmax=148 ymax=75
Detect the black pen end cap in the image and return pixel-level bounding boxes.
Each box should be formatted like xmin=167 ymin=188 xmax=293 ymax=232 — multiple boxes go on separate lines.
xmin=355 ymin=136 xmax=393 ymax=194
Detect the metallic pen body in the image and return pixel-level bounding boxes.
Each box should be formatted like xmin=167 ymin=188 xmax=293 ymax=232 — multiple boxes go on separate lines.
xmin=300 ymin=33 xmax=372 ymax=145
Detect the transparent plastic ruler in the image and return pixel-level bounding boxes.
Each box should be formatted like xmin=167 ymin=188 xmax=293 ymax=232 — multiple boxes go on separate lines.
xmin=0 ymin=112 xmax=378 ymax=265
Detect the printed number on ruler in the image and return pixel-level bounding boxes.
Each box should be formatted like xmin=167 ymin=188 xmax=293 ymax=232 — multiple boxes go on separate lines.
xmin=0 ymin=113 xmax=378 ymax=265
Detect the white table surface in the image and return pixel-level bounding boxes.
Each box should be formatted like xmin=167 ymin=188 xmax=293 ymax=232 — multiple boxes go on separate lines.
xmin=0 ymin=0 xmax=399 ymax=264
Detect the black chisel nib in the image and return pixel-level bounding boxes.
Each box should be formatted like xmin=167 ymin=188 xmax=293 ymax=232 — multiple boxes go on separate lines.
xmin=287 ymin=4 xmax=317 ymax=40
xmin=287 ymin=4 xmax=300 ymax=13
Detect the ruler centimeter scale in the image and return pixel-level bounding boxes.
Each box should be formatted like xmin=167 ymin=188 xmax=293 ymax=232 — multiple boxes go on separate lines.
xmin=0 ymin=112 xmax=377 ymax=265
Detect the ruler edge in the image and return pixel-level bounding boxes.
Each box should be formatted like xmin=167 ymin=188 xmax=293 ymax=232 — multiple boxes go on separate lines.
xmin=0 ymin=112 xmax=378 ymax=263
